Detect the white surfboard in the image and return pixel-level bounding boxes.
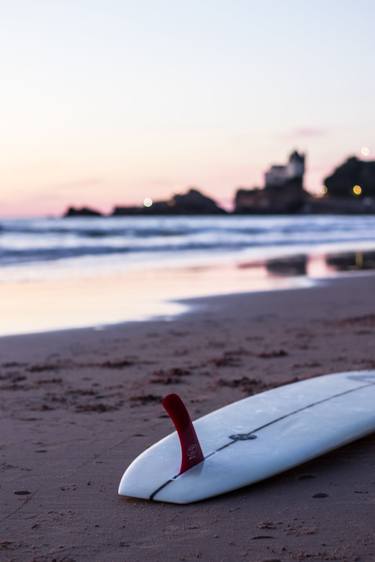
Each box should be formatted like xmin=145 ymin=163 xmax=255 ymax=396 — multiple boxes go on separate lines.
xmin=118 ymin=371 xmax=375 ymax=504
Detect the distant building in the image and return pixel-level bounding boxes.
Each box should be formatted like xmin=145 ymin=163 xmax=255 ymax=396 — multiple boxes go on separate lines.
xmin=234 ymin=150 xmax=307 ymax=214
xmin=265 ymin=151 xmax=305 ymax=188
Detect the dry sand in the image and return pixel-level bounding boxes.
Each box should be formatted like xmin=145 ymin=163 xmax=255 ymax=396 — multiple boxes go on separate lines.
xmin=1 ymin=274 xmax=375 ymax=562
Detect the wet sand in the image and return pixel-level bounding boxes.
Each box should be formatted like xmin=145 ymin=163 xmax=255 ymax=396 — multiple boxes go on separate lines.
xmin=1 ymin=274 xmax=375 ymax=562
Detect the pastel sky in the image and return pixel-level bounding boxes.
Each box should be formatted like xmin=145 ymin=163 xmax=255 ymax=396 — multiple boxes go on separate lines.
xmin=1 ymin=0 xmax=375 ymax=216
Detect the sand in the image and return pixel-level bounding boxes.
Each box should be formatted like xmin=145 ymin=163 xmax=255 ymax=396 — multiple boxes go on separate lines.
xmin=1 ymin=274 xmax=375 ymax=562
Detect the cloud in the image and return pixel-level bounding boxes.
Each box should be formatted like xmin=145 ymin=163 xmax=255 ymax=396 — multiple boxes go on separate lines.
xmin=286 ymin=127 xmax=328 ymax=139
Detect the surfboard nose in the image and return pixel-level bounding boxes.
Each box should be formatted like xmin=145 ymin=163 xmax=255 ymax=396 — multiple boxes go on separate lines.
xmin=118 ymin=463 xmax=148 ymax=499
xmin=118 ymin=457 xmax=161 ymax=500
xmin=119 ymin=394 xmax=205 ymax=501
xmin=118 ymin=430 xmax=182 ymax=500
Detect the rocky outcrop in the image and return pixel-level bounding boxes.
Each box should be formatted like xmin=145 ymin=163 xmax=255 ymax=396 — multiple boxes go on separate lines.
xmin=112 ymin=201 xmax=169 ymax=215
xmin=64 ymin=206 xmax=103 ymax=218
xmin=169 ymin=188 xmax=225 ymax=214
xmin=304 ymin=196 xmax=375 ymax=214
xmin=112 ymin=188 xmax=226 ymax=216
xmin=234 ymin=179 xmax=308 ymax=214
xmin=324 ymin=156 xmax=375 ymax=198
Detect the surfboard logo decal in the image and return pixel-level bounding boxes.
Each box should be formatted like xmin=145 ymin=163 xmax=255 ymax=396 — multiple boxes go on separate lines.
xmin=229 ymin=433 xmax=258 ymax=441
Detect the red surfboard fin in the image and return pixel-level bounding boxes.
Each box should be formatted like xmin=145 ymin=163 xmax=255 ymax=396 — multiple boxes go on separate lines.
xmin=162 ymin=393 xmax=204 ymax=474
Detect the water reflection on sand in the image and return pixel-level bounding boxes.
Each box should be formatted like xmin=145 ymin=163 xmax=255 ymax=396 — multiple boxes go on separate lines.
xmin=1 ymin=249 xmax=374 ymax=336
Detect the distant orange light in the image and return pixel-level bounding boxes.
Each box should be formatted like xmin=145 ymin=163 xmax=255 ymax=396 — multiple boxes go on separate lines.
xmin=352 ymin=185 xmax=362 ymax=196
xmin=322 ymin=185 xmax=328 ymax=196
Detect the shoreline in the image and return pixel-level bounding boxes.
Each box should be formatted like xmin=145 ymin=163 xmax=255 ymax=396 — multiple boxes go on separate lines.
xmin=0 ymin=267 xmax=374 ymax=341
xmin=1 ymin=274 xmax=375 ymax=561
xmin=2 ymin=250 xmax=375 ymax=338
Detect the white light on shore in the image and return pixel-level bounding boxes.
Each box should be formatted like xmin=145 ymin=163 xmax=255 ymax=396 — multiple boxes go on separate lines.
xmin=361 ymin=146 xmax=370 ymax=157
xmin=143 ymin=197 xmax=153 ymax=208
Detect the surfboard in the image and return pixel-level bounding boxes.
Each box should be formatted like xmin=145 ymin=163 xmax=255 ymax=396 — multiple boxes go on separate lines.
xmin=118 ymin=370 xmax=375 ymax=504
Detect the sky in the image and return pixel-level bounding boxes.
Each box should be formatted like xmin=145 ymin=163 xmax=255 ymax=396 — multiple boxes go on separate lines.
xmin=1 ymin=0 xmax=375 ymax=216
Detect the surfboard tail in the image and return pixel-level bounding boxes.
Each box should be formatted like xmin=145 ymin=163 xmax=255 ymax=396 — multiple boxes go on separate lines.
xmin=162 ymin=393 xmax=204 ymax=474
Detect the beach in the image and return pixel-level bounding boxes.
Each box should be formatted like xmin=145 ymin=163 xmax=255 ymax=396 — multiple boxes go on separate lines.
xmin=1 ymin=273 xmax=375 ymax=562
xmin=3 ymin=1 xmax=375 ymax=559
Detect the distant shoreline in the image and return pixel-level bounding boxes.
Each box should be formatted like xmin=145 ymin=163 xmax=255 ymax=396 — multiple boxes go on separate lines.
xmin=63 ymin=206 xmax=375 ymax=217
xmin=63 ymin=154 xmax=375 ymax=217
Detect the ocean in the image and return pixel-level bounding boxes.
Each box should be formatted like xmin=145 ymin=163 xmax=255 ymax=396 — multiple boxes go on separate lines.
xmin=1 ymin=214 xmax=375 ymax=335
xmin=1 ymin=215 xmax=375 ymax=281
